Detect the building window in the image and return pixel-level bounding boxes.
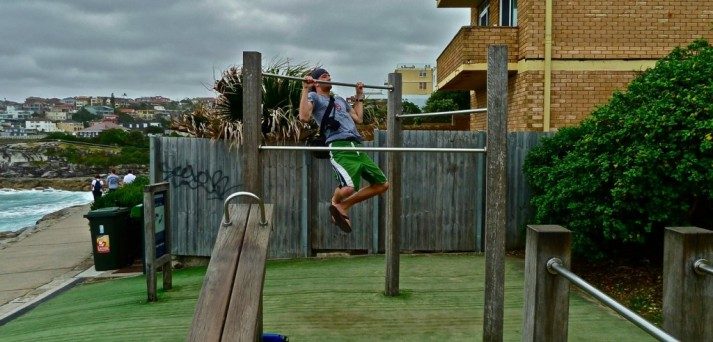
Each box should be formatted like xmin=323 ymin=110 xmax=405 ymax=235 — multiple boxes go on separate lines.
xmin=478 ymin=2 xmax=489 ymax=27
xmin=419 ymin=82 xmax=427 ymax=90
xmin=419 ymin=70 xmax=427 ymax=77
xmin=500 ymin=0 xmax=518 ymax=27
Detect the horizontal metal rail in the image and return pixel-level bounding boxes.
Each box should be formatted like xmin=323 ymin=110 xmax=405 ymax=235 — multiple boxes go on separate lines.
xmin=396 ymin=108 xmax=487 ymax=118
xmin=259 ymin=145 xmax=487 ymax=154
xmin=694 ymin=259 xmax=713 ymax=276
xmin=546 ymin=258 xmax=678 ymax=342
xmin=262 ymin=72 xmax=393 ymax=91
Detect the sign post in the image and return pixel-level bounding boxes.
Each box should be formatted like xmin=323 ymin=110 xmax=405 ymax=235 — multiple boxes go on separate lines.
xmin=144 ymin=182 xmax=172 ymax=302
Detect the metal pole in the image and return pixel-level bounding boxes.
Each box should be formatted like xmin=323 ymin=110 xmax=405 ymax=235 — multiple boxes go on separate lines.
xmin=547 ymin=258 xmax=678 ymax=342
xmin=262 ymin=72 xmax=393 ymax=90
xmin=259 ymin=145 xmax=487 ymax=153
xmin=396 ymin=108 xmax=487 ymax=118
xmin=694 ymin=259 xmax=713 ymax=276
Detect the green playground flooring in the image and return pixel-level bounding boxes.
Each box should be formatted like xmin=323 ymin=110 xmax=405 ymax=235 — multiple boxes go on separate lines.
xmin=0 ymin=254 xmax=652 ymax=341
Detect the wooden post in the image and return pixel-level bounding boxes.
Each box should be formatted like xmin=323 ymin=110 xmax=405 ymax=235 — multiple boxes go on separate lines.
xmin=385 ymin=72 xmax=402 ymax=296
xmin=663 ymin=227 xmax=713 ymax=341
xmin=483 ymin=44 xmax=508 ymax=341
xmin=149 ymin=136 xmax=162 ymax=183
xmin=242 ymin=51 xmax=262 ymax=195
xmin=522 ymin=225 xmax=571 ymax=341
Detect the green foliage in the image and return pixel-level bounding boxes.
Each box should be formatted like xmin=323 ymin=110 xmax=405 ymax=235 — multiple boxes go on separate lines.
xmin=524 ymin=39 xmax=713 ymax=260
xmin=44 ymin=132 xmax=80 ymax=141
xmin=72 ymin=108 xmax=100 ymax=124
xmin=423 ymin=90 xmax=470 ymax=113
xmin=93 ymin=129 xmax=148 ymax=147
xmin=91 ymin=176 xmax=150 ymax=210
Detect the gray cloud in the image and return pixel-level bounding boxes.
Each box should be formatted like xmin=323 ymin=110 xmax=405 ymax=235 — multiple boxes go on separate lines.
xmin=0 ymin=0 xmax=469 ymax=102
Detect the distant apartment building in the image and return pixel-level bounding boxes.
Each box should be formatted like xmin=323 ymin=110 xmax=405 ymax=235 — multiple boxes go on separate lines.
xmin=436 ymin=0 xmax=713 ymax=131
xmin=74 ymin=96 xmax=91 ymax=107
xmin=45 ymin=110 xmax=70 ymax=121
xmin=84 ymin=105 xmax=114 ymax=117
xmin=123 ymin=122 xmax=162 ymax=130
xmin=25 ymin=120 xmax=60 ymax=133
xmin=136 ymin=96 xmax=171 ymax=105
xmin=77 ymin=120 xmax=127 ymax=138
xmin=136 ymin=109 xmax=157 ymax=121
xmin=0 ymin=106 xmax=33 ymax=120
xmin=395 ymin=64 xmax=435 ymax=107
xmin=56 ymin=121 xmax=84 ymax=134
xmin=62 ymin=97 xmax=77 ymax=106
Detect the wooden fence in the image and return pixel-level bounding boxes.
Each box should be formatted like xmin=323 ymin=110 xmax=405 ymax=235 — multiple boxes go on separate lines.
xmin=150 ymin=131 xmax=549 ymax=258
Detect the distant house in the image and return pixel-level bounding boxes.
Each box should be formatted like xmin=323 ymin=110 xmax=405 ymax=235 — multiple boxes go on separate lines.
xmin=56 ymin=121 xmax=84 ymax=134
xmin=84 ymin=105 xmax=114 ymax=117
xmin=45 ymin=111 xmax=70 ymax=121
xmin=77 ymin=120 xmax=127 ymax=138
xmin=25 ymin=120 xmax=61 ymax=133
xmin=0 ymin=106 xmax=33 ymax=120
xmin=123 ymin=121 xmax=162 ymax=130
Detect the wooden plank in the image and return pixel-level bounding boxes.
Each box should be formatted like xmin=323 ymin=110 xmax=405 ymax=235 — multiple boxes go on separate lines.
xmin=222 ymin=204 xmax=274 ymax=341
xmin=188 ymin=204 xmax=250 ymax=342
xmin=484 ymin=44 xmax=508 ymax=342
xmin=385 ymin=72 xmax=403 ymax=296
xmin=522 ymin=225 xmax=571 ymax=341
xmin=662 ymin=227 xmax=713 ymax=341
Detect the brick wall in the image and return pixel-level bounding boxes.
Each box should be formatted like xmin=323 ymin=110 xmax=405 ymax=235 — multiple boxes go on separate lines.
xmin=520 ymin=0 xmax=713 ymax=59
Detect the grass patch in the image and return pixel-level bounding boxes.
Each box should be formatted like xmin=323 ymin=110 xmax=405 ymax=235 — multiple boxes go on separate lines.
xmin=0 ymin=254 xmax=652 ymax=341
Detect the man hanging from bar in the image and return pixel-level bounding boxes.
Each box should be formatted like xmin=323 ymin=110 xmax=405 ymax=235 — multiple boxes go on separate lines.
xmin=299 ymin=68 xmax=389 ymax=233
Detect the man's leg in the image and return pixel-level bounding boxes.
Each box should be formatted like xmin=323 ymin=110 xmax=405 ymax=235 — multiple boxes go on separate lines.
xmin=333 ymin=182 xmax=389 ymax=215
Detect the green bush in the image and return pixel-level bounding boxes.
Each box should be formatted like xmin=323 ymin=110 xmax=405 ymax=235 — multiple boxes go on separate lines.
xmin=524 ymin=39 xmax=713 ymax=260
xmin=91 ymin=176 xmax=150 ymax=210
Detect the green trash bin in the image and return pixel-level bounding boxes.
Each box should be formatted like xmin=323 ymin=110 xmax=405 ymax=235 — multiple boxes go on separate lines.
xmin=85 ymin=207 xmax=133 ymax=271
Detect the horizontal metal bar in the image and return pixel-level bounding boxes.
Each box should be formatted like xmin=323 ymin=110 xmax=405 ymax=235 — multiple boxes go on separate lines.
xmin=694 ymin=259 xmax=713 ymax=276
xmin=547 ymin=259 xmax=677 ymax=342
xmin=259 ymin=145 xmax=487 ymax=153
xmin=396 ymin=108 xmax=487 ymax=118
xmin=262 ymin=72 xmax=393 ymax=91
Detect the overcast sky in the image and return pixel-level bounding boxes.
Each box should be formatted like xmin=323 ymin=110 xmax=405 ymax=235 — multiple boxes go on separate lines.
xmin=0 ymin=1 xmax=470 ymax=103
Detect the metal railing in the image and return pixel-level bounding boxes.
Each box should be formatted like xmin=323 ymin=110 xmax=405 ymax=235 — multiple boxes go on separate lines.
xmin=222 ymin=191 xmax=268 ymax=226
xmin=396 ymin=108 xmax=487 ymax=118
xmin=694 ymin=258 xmax=713 ymax=276
xmin=258 ymin=145 xmax=487 ymax=153
xmin=546 ymin=258 xmax=678 ymax=342
xmin=262 ymin=72 xmax=393 ymax=90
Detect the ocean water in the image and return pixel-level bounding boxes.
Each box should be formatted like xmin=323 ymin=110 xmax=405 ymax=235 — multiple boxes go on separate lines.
xmin=0 ymin=189 xmax=93 ymax=232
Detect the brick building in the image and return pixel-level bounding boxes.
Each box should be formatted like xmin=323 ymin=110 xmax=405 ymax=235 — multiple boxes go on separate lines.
xmin=436 ymin=0 xmax=713 ymax=131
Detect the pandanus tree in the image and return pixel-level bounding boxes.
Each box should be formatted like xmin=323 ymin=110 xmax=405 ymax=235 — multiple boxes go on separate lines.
xmin=172 ymin=58 xmax=386 ymax=146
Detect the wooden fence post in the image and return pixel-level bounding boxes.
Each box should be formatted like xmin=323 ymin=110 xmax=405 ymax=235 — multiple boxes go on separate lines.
xmin=385 ymin=72 xmax=402 ymax=296
xmin=242 ymin=51 xmax=262 ymax=196
xmin=522 ymin=225 xmax=571 ymax=341
xmin=483 ymin=44 xmax=508 ymax=341
xmin=663 ymin=227 xmax=713 ymax=341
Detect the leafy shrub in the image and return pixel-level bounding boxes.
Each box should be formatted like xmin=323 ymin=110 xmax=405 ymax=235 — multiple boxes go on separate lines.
xmin=91 ymin=176 xmax=150 ymax=210
xmin=524 ymin=39 xmax=713 ymax=260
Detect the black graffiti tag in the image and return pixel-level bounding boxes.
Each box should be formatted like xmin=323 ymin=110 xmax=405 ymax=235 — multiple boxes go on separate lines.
xmin=162 ymin=164 xmax=240 ymax=200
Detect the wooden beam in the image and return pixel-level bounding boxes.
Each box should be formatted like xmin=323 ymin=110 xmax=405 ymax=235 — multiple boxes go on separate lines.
xmin=385 ymin=72 xmax=402 ymax=296
xmin=242 ymin=51 xmax=262 ymax=195
xmin=483 ymin=44 xmax=508 ymax=342
xmin=522 ymin=225 xmax=571 ymax=341
xmin=663 ymin=227 xmax=713 ymax=341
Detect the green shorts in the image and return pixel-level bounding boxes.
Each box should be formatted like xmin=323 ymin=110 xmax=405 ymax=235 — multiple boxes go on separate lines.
xmin=328 ymin=140 xmax=387 ymax=189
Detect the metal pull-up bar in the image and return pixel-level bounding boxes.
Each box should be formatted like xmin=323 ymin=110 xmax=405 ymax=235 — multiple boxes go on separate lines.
xmin=262 ymin=72 xmax=393 ymax=91
xmin=259 ymin=145 xmax=487 ymax=153
xmin=396 ymin=108 xmax=487 ymax=119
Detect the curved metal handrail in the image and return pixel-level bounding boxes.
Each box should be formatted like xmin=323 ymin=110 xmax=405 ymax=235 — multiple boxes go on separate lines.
xmin=222 ymin=191 xmax=268 ymax=227
xmin=694 ymin=258 xmax=712 ymax=276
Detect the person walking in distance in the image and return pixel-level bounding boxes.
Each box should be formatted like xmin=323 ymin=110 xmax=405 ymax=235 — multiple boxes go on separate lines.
xmin=123 ymin=169 xmax=136 ymax=185
xmin=106 ymin=169 xmax=120 ymax=192
xmin=299 ymin=68 xmax=389 ymax=233
xmin=91 ymin=175 xmax=103 ymax=201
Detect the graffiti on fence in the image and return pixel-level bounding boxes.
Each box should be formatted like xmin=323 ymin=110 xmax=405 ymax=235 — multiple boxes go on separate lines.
xmin=162 ymin=163 xmax=240 ymax=200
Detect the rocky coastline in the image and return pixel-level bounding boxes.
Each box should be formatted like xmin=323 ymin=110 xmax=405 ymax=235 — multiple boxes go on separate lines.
xmin=0 ymin=177 xmax=95 ymax=191
xmin=0 ymin=204 xmax=88 ymax=249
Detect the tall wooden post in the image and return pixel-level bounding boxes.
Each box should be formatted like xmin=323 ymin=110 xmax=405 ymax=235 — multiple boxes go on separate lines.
xmin=241 ymin=50 xmax=263 ymax=337
xmin=484 ymin=44 xmax=508 ymax=342
xmin=385 ymin=72 xmax=402 ymax=296
xmin=663 ymin=227 xmax=713 ymax=341
xmin=522 ymin=225 xmax=571 ymax=341
xmin=242 ymin=51 xmax=263 ymax=195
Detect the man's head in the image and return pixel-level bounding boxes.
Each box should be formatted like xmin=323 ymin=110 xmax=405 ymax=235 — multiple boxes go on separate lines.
xmin=310 ymin=68 xmax=331 ymax=92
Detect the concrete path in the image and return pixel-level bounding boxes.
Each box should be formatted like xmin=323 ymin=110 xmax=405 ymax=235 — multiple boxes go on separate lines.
xmin=0 ymin=204 xmax=95 ymax=318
